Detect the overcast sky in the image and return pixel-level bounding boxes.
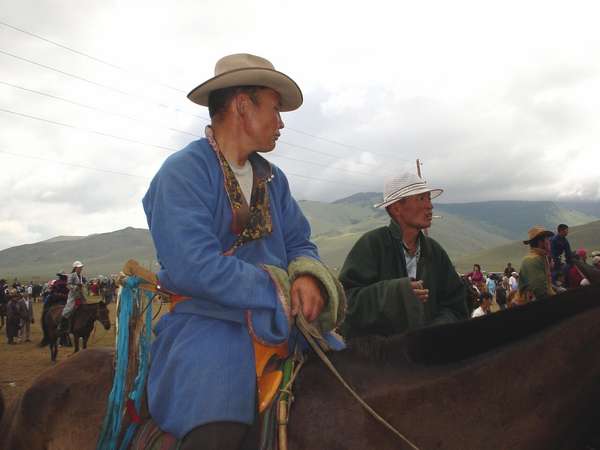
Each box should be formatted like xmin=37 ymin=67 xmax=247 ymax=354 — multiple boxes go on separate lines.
xmin=1 ymin=0 xmax=600 ymax=250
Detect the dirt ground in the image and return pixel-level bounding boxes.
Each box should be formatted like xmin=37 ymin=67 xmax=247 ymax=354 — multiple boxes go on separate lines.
xmin=0 ymin=298 xmax=118 ymax=407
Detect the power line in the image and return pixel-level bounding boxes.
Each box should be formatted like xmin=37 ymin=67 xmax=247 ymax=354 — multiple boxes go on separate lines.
xmin=0 ymin=19 xmax=410 ymax=163
xmin=0 ymin=19 xmax=186 ymax=94
xmin=0 ymin=149 xmax=149 ymax=179
xmin=0 ymin=48 xmax=205 ymax=120
xmin=0 ymin=80 xmax=200 ymax=138
xmin=0 ymin=108 xmax=373 ymax=189
xmin=0 ymin=107 xmax=178 ymax=153
xmin=0 ymin=48 xmax=395 ymax=168
xmin=1 ymin=75 xmax=382 ymax=170
xmin=285 ymin=126 xmax=408 ymax=161
xmin=269 ymin=152 xmax=374 ymax=177
xmin=0 ymin=82 xmax=389 ymax=178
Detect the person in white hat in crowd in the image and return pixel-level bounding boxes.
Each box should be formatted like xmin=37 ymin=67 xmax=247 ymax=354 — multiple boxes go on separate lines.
xmin=517 ymin=226 xmax=555 ymax=304
xmin=142 ymin=54 xmax=344 ymax=449
xmin=339 ymin=172 xmax=468 ymax=338
xmin=509 ymin=271 xmax=519 ymax=293
xmin=57 ymin=260 xmax=86 ymax=333
xmin=592 ymin=254 xmax=600 ymax=270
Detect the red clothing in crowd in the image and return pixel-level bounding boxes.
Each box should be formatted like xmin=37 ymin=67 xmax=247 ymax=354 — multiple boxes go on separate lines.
xmin=567 ymin=265 xmax=584 ymax=288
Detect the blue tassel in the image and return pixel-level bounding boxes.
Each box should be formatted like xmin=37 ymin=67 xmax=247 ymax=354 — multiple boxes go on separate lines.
xmin=97 ymin=276 xmax=154 ymax=450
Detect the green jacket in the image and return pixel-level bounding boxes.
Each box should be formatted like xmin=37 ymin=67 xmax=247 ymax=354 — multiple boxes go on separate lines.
xmin=339 ymin=220 xmax=468 ymax=338
xmin=518 ymin=249 xmax=554 ymax=300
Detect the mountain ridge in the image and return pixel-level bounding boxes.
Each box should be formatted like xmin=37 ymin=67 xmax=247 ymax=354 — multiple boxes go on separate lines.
xmin=2 ymin=198 xmax=599 ymax=279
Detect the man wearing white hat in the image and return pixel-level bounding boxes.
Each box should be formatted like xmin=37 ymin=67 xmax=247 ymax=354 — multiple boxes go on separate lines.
xmin=142 ymin=54 xmax=343 ymax=449
xmin=57 ymin=260 xmax=86 ymax=332
xmin=339 ymin=173 xmax=468 ymax=338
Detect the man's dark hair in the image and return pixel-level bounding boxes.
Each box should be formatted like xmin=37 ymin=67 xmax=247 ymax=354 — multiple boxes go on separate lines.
xmin=557 ymin=224 xmax=568 ymax=232
xmin=208 ymin=86 xmax=263 ymax=119
xmin=529 ymin=235 xmax=546 ymax=249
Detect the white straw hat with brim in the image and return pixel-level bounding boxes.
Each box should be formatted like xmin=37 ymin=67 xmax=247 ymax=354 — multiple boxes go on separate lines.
xmin=374 ymin=172 xmax=443 ymax=209
xmin=72 ymin=260 xmax=84 ymax=268
xmin=187 ymin=53 xmax=303 ymax=112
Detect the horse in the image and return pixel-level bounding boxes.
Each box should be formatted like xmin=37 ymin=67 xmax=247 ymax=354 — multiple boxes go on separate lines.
xmin=0 ymin=301 xmax=6 ymax=330
xmin=42 ymin=302 xmax=111 ymax=362
xmin=2 ymin=285 xmax=600 ymax=450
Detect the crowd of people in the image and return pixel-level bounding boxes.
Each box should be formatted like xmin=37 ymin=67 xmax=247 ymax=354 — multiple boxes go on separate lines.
xmin=1 ymin=262 xmax=118 ymax=344
xmin=463 ymin=223 xmax=599 ymax=318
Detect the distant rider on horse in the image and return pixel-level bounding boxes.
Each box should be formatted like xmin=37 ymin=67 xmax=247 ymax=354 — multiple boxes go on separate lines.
xmin=57 ymin=261 xmax=86 ymax=333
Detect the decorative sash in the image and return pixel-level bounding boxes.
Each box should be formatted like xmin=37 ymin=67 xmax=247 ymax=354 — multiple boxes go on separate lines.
xmin=205 ymin=126 xmax=273 ymax=255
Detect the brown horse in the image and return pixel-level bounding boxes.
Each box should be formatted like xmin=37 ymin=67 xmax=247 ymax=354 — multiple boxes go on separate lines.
xmin=0 ymin=301 xmax=6 ymax=330
xmin=2 ymin=285 xmax=600 ymax=450
xmin=43 ymin=302 xmax=111 ymax=362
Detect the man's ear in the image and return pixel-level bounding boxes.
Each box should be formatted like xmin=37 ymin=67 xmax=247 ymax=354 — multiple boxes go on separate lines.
xmin=234 ymin=92 xmax=250 ymax=117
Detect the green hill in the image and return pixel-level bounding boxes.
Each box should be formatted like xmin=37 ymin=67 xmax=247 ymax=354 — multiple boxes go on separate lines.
xmin=435 ymin=201 xmax=596 ymax=239
xmin=454 ymin=220 xmax=600 ymax=273
xmin=2 ymin=196 xmax=599 ymax=280
xmin=310 ymin=196 xmax=597 ymax=270
xmin=0 ymin=227 xmax=157 ymax=281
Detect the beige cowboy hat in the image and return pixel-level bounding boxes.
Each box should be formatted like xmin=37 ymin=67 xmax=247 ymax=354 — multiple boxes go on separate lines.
xmin=374 ymin=172 xmax=443 ymax=209
xmin=523 ymin=225 xmax=554 ymax=244
xmin=187 ymin=53 xmax=303 ymax=112
xmin=72 ymin=260 xmax=84 ymax=268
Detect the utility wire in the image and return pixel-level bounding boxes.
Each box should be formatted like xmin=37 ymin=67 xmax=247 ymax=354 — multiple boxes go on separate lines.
xmin=285 ymin=126 xmax=403 ymax=159
xmin=0 ymin=108 xmax=373 ymax=189
xmin=0 ymin=48 xmax=205 ymax=120
xmin=0 ymin=19 xmax=186 ymax=94
xmin=0 ymin=49 xmax=401 ymax=167
xmin=269 ymin=152 xmax=374 ymax=177
xmin=0 ymin=80 xmax=200 ymax=138
xmin=0 ymin=19 xmax=410 ymax=162
xmin=0 ymin=149 xmax=149 ymax=179
xmin=1 ymin=81 xmax=390 ymax=178
xmin=0 ymin=107 xmax=178 ymax=152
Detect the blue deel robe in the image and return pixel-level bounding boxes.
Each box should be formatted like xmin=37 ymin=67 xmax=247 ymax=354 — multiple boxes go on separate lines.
xmin=142 ymin=138 xmax=319 ymax=438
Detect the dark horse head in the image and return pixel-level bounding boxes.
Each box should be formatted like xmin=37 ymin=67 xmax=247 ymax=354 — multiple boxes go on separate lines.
xmin=68 ymin=301 xmax=111 ymax=354
xmin=94 ymin=301 xmax=111 ymax=331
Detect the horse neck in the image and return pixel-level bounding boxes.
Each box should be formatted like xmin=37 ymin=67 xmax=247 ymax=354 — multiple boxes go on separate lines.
xmin=75 ymin=304 xmax=98 ymax=328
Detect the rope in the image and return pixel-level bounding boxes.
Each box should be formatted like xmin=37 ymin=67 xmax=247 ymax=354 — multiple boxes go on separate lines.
xmin=296 ymin=313 xmax=421 ymax=450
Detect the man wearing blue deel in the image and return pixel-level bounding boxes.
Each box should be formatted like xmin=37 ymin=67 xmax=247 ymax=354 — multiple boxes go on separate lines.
xmin=142 ymin=53 xmax=344 ymax=450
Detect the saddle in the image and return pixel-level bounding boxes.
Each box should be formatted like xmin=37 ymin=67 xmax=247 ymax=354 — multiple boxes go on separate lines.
xmin=122 ymin=260 xmax=290 ymax=414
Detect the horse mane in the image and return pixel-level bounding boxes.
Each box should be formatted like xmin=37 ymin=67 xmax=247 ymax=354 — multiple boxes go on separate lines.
xmin=344 ymin=284 xmax=600 ymax=366
xmin=345 ymin=334 xmax=409 ymax=365
xmin=83 ymin=301 xmax=105 ymax=307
